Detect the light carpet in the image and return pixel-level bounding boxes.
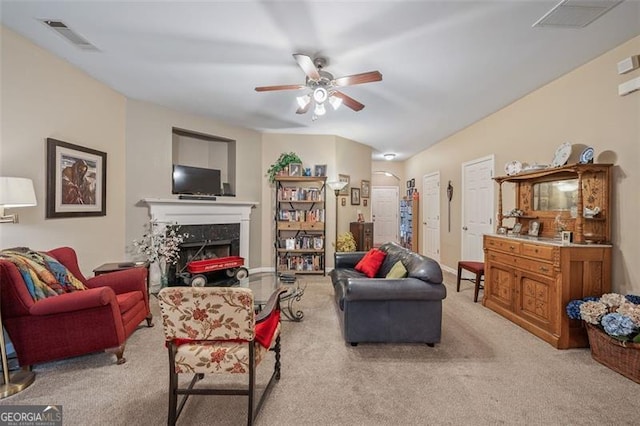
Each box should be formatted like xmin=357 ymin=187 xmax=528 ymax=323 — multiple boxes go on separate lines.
xmin=1 ymin=274 xmax=637 ymax=425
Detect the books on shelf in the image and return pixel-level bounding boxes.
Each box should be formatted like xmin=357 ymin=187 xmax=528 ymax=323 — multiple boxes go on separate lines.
xmin=278 ymin=208 xmax=325 ymax=222
xmin=278 ymin=187 xmax=324 ymax=202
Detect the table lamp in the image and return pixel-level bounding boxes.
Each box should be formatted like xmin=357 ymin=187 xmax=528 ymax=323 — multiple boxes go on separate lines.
xmin=0 ymin=176 xmax=37 ymax=397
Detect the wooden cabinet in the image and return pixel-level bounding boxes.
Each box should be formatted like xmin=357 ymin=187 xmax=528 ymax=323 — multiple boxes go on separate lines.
xmin=486 ymin=163 xmax=613 ymax=349
xmin=400 ymin=193 xmax=419 ymax=251
xmin=484 ymin=233 xmax=611 ymax=349
xmin=350 ymin=222 xmax=373 ymax=251
xmin=275 ymin=176 xmax=326 ymax=275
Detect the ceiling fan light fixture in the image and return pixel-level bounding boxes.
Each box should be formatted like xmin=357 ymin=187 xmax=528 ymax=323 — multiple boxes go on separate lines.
xmin=313 ymin=87 xmax=328 ymax=104
xmin=296 ymin=94 xmax=311 ymax=109
xmin=314 ymin=102 xmax=326 ymax=116
xmin=329 ymin=95 xmax=343 ymax=110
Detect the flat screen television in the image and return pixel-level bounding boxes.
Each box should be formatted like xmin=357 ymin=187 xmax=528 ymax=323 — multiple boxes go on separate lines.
xmin=172 ymin=164 xmax=221 ymax=196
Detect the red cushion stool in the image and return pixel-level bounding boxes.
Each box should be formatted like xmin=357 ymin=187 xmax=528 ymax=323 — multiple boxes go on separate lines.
xmin=456 ymin=261 xmax=485 ymax=303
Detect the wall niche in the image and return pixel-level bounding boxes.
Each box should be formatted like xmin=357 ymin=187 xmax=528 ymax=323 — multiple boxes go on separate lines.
xmin=171 ymin=127 xmax=236 ymax=195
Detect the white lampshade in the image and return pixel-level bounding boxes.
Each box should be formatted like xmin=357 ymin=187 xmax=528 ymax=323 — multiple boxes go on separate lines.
xmin=0 ymin=177 xmax=37 ymax=207
xmin=329 ymin=95 xmax=343 ymax=110
xmin=327 ymin=181 xmax=348 ymax=192
xmin=314 ymin=102 xmax=326 ymax=116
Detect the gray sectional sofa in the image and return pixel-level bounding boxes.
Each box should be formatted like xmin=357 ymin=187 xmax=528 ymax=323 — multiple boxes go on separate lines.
xmin=329 ymin=242 xmax=446 ymax=346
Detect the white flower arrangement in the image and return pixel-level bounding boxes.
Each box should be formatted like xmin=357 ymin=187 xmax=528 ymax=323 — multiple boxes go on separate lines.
xmin=132 ymin=220 xmax=188 ymax=266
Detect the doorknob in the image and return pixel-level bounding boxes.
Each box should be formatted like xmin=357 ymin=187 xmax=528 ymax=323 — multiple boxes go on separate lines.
xmin=462 ymin=226 xmax=468 ymax=230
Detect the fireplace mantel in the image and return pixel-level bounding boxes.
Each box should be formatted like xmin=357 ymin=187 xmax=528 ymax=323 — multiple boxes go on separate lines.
xmin=141 ymin=198 xmax=259 ymax=266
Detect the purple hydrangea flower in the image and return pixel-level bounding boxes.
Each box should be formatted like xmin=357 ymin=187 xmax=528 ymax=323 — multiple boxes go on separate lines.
xmin=601 ymin=313 xmax=637 ymax=337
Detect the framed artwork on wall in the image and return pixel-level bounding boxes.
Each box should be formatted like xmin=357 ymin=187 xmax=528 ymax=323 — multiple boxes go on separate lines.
xmin=46 ymin=138 xmax=107 ymax=218
xmin=339 ymin=174 xmax=350 ymax=195
xmin=351 ymin=188 xmax=361 ymax=205
xmin=361 ymin=180 xmax=370 ymax=198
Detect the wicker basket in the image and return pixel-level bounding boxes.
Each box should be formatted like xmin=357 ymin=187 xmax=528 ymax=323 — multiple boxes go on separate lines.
xmin=585 ymin=323 xmax=640 ymax=384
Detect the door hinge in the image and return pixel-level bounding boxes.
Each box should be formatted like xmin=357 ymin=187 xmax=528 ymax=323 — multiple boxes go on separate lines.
xmin=489 ymin=218 xmax=492 ymax=225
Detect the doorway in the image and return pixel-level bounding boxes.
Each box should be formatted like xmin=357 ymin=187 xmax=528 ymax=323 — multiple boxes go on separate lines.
xmin=371 ymin=186 xmax=399 ymax=245
xmin=422 ymin=172 xmax=440 ymax=262
xmin=461 ymin=155 xmax=495 ymax=262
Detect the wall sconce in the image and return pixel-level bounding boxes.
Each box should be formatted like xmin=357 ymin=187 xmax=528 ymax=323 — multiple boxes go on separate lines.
xmin=0 ymin=177 xmax=37 ymax=223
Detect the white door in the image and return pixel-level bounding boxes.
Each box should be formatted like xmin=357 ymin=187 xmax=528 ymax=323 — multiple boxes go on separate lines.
xmin=422 ymin=172 xmax=440 ymax=262
xmin=462 ymin=156 xmax=495 ymax=262
xmin=372 ymin=186 xmax=399 ymax=245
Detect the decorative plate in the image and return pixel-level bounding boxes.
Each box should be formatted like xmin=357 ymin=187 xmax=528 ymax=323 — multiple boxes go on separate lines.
xmin=579 ymin=146 xmax=594 ymax=164
xmin=504 ymin=160 xmax=522 ymax=176
xmin=551 ymin=142 xmax=572 ymax=167
xmin=523 ymin=163 xmax=549 ymax=171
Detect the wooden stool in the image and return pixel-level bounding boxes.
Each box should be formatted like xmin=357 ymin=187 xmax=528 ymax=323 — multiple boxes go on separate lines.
xmin=456 ymin=261 xmax=485 ymax=303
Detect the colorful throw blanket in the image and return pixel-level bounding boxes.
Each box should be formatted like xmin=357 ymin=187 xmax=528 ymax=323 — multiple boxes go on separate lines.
xmin=0 ymin=247 xmax=87 ymax=301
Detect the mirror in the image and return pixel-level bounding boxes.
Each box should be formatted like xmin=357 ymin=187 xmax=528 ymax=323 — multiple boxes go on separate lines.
xmin=533 ymin=179 xmax=578 ymax=212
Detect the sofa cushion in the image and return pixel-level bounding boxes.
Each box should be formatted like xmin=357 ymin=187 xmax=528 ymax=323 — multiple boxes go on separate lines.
xmin=377 ymin=243 xmax=405 ymax=277
xmin=355 ymin=248 xmax=386 ymax=278
xmin=385 ymin=261 xmax=407 ymax=279
xmin=116 ymin=291 xmax=143 ymax=314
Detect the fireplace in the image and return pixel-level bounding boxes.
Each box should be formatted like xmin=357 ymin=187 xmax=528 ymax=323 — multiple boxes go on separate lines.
xmin=172 ymin=223 xmax=240 ymax=275
xmin=142 ymin=198 xmax=257 ymax=288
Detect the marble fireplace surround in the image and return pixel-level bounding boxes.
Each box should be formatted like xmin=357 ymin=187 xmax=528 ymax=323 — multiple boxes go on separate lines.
xmin=141 ymin=198 xmax=258 ymax=267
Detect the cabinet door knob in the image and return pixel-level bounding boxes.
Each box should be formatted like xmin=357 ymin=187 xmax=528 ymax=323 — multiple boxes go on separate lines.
xmin=539 ymin=266 xmax=549 ymax=272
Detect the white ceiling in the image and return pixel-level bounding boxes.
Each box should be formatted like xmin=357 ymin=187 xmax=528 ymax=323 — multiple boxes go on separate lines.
xmin=1 ymin=1 xmax=639 ymax=161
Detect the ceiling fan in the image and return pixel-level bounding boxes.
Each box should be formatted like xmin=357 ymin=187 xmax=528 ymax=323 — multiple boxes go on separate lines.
xmin=255 ymin=54 xmax=382 ymax=119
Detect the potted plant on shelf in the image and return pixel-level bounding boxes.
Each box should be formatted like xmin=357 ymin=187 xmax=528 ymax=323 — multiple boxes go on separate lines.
xmin=267 ymin=152 xmax=303 ymax=183
xmin=566 ymin=293 xmax=640 ymax=383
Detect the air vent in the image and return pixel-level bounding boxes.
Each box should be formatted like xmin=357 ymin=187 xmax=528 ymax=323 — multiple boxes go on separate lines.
xmin=532 ymin=0 xmax=624 ymax=28
xmin=39 ymin=19 xmax=98 ymax=51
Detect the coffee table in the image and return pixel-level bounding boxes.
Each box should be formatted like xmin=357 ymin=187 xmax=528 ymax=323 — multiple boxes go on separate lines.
xmin=238 ymin=273 xmax=305 ymax=322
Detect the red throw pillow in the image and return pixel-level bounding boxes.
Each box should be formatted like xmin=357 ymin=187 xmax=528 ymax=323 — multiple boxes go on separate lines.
xmin=355 ymin=248 xmax=387 ymax=278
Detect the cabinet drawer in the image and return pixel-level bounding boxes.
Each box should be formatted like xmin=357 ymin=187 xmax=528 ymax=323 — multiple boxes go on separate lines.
xmin=486 ymin=250 xmax=554 ymax=278
xmin=516 ymin=257 xmax=555 ymax=278
xmin=485 ymin=237 xmax=521 ymax=254
xmin=521 ymin=243 xmax=554 ymax=261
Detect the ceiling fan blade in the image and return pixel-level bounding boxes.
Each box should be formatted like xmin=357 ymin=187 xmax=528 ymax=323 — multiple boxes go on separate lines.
xmin=333 ymin=71 xmax=382 ymax=87
xmin=293 ymin=53 xmax=320 ymax=81
xmin=333 ymin=91 xmax=365 ymax=112
xmin=255 ymin=84 xmax=306 ymax=92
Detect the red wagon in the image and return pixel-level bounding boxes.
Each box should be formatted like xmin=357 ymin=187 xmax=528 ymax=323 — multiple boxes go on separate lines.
xmin=184 ymin=256 xmax=248 ymax=287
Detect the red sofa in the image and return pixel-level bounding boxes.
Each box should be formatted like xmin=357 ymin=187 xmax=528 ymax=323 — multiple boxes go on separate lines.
xmin=0 ymin=247 xmax=153 ymax=367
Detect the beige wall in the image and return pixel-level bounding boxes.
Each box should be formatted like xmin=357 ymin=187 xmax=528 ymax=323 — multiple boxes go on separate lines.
xmin=406 ymin=35 xmax=640 ymax=294
xmin=0 ymin=27 xmax=127 ymax=275
xmin=124 ymin=100 xmax=263 ymax=267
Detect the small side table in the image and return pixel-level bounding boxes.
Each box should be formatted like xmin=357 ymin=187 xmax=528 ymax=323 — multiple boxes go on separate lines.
xmin=93 ymin=262 xmax=150 ymax=296
xmin=93 ymin=261 xmax=148 ymax=275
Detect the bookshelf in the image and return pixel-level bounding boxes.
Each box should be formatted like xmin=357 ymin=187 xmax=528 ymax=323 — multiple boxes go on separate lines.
xmin=275 ymin=176 xmax=327 ymax=275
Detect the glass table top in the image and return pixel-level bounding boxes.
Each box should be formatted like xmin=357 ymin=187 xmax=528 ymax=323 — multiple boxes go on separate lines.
xmin=237 ymin=272 xmax=305 ymax=321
